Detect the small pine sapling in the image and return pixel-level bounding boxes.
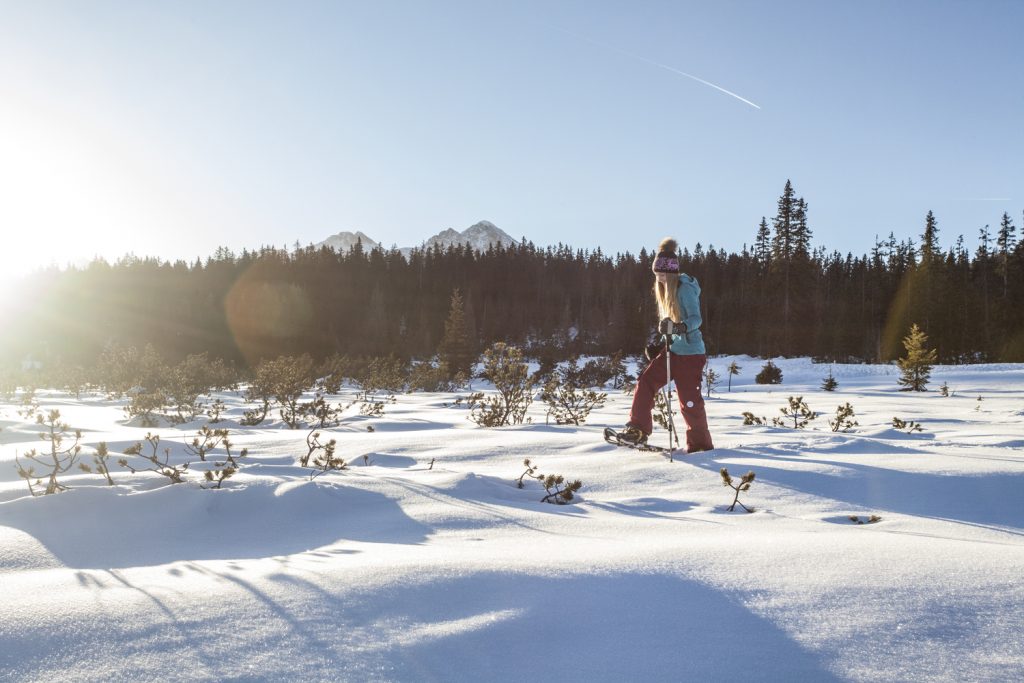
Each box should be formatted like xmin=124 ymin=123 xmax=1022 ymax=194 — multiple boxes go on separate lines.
xmin=308 ymin=437 xmax=346 ymax=480
xmin=200 ymin=432 xmax=248 ymax=489
xmin=720 ymin=468 xmax=755 ymax=512
xmin=537 ymin=473 xmax=583 ymax=505
xmin=939 ymin=382 xmax=950 ymax=397
xmin=821 ymin=368 xmax=838 ymax=392
xmin=516 ymin=458 xmax=538 ymax=488
xmin=79 ymin=441 xmax=115 ymax=485
xmin=15 ymin=409 xmax=82 ymax=496
xmin=892 ymin=417 xmax=923 ymax=433
xmin=755 ymin=361 xmax=783 ymax=385
xmin=184 ymin=426 xmax=227 ymax=461
xmin=897 ymin=323 xmax=937 ymax=391
xmin=829 ymin=403 xmax=858 ymax=433
xmin=302 ymin=427 xmax=336 ymax=467
xmin=205 ymin=398 xmax=227 ymax=423
xmin=119 ymin=433 xmax=189 ymax=484
xmin=975 ymin=395 xmax=983 ymax=412
xmin=470 ymin=343 xmax=535 ymax=427
xmin=16 ymin=390 xmax=39 ymax=420
xmin=741 ymin=411 xmax=768 ymax=426
xmin=703 ymin=366 xmax=720 ymax=398
xmin=540 ymin=357 xmax=607 ymax=425
xmin=780 ymin=396 xmax=817 ymax=429
xmin=305 ymin=393 xmax=342 ymax=428
xmin=726 ymin=361 xmax=740 ymax=392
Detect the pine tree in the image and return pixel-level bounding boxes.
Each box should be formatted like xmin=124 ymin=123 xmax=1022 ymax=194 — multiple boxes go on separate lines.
xmin=726 ymin=361 xmax=740 ymax=391
xmin=920 ymin=210 xmax=940 ymax=265
xmin=754 ymin=218 xmax=771 ymax=269
xmin=438 ymin=289 xmax=475 ymax=379
xmin=821 ymin=367 xmax=838 ymax=391
xmin=897 ymin=323 xmax=937 ymax=391
xmin=996 ymin=212 xmax=1016 ymax=300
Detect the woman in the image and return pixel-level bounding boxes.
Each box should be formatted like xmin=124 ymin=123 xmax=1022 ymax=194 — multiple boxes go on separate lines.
xmin=616 ymin=238 xmax=714 ymax=453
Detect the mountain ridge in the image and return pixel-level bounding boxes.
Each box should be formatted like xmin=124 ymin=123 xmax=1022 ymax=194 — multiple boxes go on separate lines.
xmin=316 ymin=221 xmax=518 ymax=257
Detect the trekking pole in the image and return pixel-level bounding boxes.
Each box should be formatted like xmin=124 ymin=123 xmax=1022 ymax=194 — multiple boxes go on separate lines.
xmin=664 ymin=329 xmax=676 ymax=462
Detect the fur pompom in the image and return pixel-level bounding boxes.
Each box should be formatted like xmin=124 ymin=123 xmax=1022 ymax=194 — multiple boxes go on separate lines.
xmin=658 ymin=237 xmax=678 ymax=256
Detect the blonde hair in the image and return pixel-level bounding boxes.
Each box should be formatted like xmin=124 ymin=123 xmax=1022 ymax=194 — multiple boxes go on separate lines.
xmin=653 ymin=275 xmax=681 ymax=322
xmin=653 ymin=237 xmax=681 ymax=322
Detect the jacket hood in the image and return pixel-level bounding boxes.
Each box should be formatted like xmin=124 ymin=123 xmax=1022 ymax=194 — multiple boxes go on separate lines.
xmin=680 ymin=273 xmax=701 ymax=297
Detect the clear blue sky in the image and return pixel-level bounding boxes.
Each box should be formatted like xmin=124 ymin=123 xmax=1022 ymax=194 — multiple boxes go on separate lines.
xmin=1 ymin=0 xmax=1021 ymax=275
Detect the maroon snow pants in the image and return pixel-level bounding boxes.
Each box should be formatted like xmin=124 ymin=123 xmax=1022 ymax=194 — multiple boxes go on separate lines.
xmin=629 ymin=350 xmax=714 ymax=453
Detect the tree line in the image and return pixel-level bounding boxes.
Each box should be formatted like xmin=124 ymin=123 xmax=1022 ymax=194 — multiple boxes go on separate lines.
xmin=3 ymin=180 xmax=1021 ymax=369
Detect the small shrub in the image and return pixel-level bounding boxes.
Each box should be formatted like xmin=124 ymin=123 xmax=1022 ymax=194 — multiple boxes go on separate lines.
xmin=741 ymin=411 xmax=767 ymax=426
xmin=537 ymin=474 xmax=583 ymax=505
xmin=205 ymin=398 xmax=227 ymax=423
xmin=306 ymin=430 xmax=346 ymax=479
xmin=409 ymin=361 xmax=463 ymax=392
xmin=14 ymin=409 xmax=83 ymax=496
xmin=124 ymin=389 xmax=170 ymax=427
xmin=470 ymin=343 xmax=535 ymax=427
xmin=79 ymin=442 xmax=115 ymax=486
xmin=779 ymin=396 xmax=817 ymax=429
xmin=198 ymin=434 xmax=247 ymax=489
xmin=119 ymin=433 xmax=189 ymax=484
xmin=166 ymin=353 xmax=220 ymax=424
xmin=755 ymin=361 xmax=783 ymax=385
xmin=184 ymin=426 xmax=228 ymax=461
xmin=720 ymin=468 xmax=755 ymax=512
xmin=939 ymin=382 xmax=950 ymax=397
xmin=576 ymin=353 xmax=628 ymax=389
xmin=271 ymin=354 xmax=317 ymax=429
xmin=703 ymin=366 xmax=720 ymax=398
xmin=516 ymin=458 xmax=539 ymax=488
xmin=541 ymin=357 xmax=607 ymax=425
xmin=829 ymin=403 xmax=858 ymax=433
xmin=304 ymin=393 xmax=342 ymax=428
xmin=892 ymin=416 xmax=923 ymax=433
xmin=16 ymin=389 xmax=39 ymax=420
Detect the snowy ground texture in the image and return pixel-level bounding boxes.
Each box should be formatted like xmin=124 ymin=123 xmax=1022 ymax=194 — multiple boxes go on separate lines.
xmin=1 ymin=357 xmax=1022 ymax=683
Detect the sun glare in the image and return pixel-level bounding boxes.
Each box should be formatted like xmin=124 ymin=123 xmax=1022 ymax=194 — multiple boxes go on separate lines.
xmin=0 ymin=101 xmax=149 ymax=282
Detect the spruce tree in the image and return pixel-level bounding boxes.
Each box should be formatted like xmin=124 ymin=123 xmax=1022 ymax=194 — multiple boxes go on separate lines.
xmin=438 ymin=289 xmax=475 ymax=379
xmin=897 ymin=323 xmax=938 ymax=391
xmin=996 ymin=212 xmax=1016 ymax=300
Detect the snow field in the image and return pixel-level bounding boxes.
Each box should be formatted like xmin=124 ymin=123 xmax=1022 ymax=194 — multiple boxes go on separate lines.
xmin=0 ymin=357 xmax=1022 ymax=682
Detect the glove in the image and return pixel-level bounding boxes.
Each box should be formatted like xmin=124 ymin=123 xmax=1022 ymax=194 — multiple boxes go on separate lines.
xmin=658 ymin=318 xmax=687 ymax=337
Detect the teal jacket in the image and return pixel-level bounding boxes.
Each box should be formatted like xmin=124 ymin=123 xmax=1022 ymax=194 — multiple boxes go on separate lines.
xmin=669 ymin=273 xmax=706 ymax=356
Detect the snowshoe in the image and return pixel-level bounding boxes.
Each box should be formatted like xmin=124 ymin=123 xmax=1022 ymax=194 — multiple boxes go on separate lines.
xmin=604 ymin=427 xmax=670 ymax=453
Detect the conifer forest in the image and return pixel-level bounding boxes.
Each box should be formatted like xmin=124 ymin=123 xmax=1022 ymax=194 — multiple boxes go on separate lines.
xmin=4 ymin=182 xmax=1022 ymax=369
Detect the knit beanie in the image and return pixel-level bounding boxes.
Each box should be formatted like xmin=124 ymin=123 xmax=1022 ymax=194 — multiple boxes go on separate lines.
xmin=652 ymin=237 xmax=680 ymax=274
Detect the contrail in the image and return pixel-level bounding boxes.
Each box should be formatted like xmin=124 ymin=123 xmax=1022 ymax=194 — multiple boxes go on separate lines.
xmin=550 ymin=24 xmax=761 ymax=110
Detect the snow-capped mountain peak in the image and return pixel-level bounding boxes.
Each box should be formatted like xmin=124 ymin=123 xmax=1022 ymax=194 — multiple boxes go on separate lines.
xmin=315 ymin=221 xmax=518 ymax=257
xmin=316 ymin=230 xmax=380 ymax=253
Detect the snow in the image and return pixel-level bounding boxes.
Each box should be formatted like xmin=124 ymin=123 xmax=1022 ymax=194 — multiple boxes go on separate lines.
xmin=1 ymin=357 xmax=1022 ymax=682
